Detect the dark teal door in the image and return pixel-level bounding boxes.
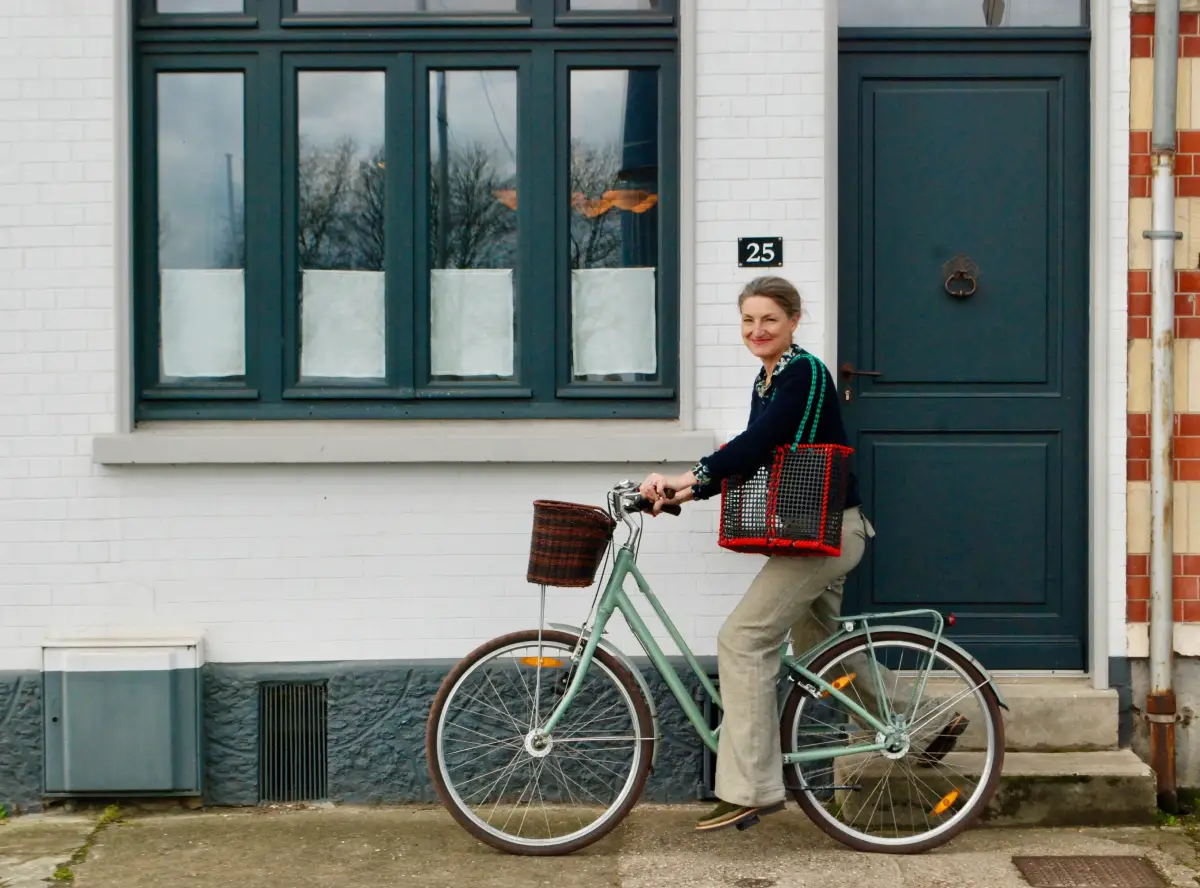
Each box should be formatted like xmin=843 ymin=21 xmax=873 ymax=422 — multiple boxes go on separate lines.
xmin=838 ymin=39 xmax=1090 ymax=671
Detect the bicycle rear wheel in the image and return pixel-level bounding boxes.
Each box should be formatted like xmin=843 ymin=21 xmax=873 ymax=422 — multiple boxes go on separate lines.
xmin=425 ymin=629 xmax=654 ymax=856
xmin=779 ymin=629 xmax=1005 ymax=854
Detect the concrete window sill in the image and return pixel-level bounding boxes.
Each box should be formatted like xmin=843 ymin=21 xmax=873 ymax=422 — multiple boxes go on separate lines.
xmin=92 ymin=421 xmax=716 ymax=465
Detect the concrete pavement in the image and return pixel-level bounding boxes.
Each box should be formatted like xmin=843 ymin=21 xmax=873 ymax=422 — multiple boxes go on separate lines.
xmin=3 ymin=802 xmax=1200 ymax=888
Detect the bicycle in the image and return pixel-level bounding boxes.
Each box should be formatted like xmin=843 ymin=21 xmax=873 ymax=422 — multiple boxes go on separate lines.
xmin=425 ymin=479 xmax=1008 ymax=856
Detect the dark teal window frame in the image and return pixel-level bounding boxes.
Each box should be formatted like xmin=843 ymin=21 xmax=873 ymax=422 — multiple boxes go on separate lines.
xmin=132 ymin=0 xmax=680 ymax=422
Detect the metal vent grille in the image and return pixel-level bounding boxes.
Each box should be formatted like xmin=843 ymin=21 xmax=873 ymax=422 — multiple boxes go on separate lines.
xmin=258 ymin=681 xmax=329 ymax=803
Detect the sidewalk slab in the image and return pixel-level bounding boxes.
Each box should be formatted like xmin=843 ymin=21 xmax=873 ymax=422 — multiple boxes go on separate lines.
xmin=0 ymin=814 xmax=94 ymax=888
xmin=46 ymin=803 xmax=1200 ymax=888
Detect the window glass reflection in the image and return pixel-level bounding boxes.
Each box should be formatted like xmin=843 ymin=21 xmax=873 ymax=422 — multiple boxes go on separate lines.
xmin=569 ymin=69 xmax=659 ymax=383
xmin=156 ymin=72 xmax=246 ymax=383
xmin=157 ymin=0 xmax=243 ymax=12
xmin=428 ymin=70 xmax=519 ymax=382
xmin=839 ymin=0 xmax=1083 ymax=27
xmin=570 ymin=0 xmax=658 ymax=10
xmin=297 ymin=71 xmax=387 ymax=382
xmin=296 ymin=0 xmax=518 ymax=12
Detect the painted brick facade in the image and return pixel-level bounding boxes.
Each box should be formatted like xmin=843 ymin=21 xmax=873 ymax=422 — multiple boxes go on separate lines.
xmin=0 ymin=2 xmax=832 ymax=672
xmin=0 ymin=0 xmax=1147 ymax=678
xmin=1127 ymin=10 xmax=1200 ymax=631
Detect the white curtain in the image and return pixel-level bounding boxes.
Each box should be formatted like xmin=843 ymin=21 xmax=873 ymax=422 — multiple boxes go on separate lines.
xmin=300 ymin=269 xmax=386 ymax=380
xmin=159 ymin=268 xmax=246 ymax=379
xmin=571 ymin=267 xmax=657 ymax=377
xmin=430 ymin=268 xmax=515 ymax=377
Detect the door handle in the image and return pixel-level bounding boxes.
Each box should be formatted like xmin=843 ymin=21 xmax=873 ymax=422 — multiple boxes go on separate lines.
xmin=841 ymin=362 xmax=883 ymax=381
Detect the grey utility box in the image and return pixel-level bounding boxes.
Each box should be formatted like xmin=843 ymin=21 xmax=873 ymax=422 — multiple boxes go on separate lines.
xmin=42 ymin=633 xmax=204 ymax=796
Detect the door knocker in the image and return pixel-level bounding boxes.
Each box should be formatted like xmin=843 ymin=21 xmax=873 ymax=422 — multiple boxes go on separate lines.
xmin=942 ymin=253 xmax=979 ymax=300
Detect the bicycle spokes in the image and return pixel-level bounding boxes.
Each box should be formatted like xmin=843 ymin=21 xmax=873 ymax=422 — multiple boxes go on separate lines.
xmin=784 ymin=635 xmax=1002 ymax=849
xmin=433 ymin=636 xmax=650 ymax=850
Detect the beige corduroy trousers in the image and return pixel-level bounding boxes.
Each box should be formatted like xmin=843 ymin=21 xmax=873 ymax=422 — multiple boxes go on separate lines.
xmin=714 ymin=506 xmax=891 ymax=807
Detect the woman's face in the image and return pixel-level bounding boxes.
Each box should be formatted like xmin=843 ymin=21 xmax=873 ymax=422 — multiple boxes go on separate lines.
xmin=741 ymin=295 xmax=798 ymax=363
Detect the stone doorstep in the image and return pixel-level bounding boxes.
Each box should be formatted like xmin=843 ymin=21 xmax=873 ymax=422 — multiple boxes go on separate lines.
xmin=831 ymin=749 xmax=1156 ymax=830
xmin=913 ymin=676 xmax=1120 ymax=752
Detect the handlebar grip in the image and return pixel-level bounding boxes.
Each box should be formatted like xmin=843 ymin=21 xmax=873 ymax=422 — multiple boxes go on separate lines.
xmin=629 ymin=489 xmax=682 ymax=517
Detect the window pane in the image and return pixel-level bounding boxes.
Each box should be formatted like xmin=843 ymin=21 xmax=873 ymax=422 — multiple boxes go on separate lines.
xmin=569 ymin=69 xmax=659 ymax=383
xmin=297 ymin=71 xmax=387 ymax=382
xmin=156 ymin=73 xmax=246 ymax=383
xmin=156 ymin=0 xmax=244 ymax=12
xmin=570 ymin=0 xmax=658 ymax=9
xmin=839 ymin=0 xmax=1084 ymax=27
xmin=296 ymin=0 xmax=518 ymax=12
xmin=428 ymin=70 xmax=518 ymax=382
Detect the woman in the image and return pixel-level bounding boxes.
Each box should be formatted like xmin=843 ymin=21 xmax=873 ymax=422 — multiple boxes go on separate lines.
xmin=639 ymin=276 xmax=966 ymax=833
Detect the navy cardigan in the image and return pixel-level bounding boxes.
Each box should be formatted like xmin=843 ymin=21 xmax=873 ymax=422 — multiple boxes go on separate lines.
xmin=691 ymin=345 xmax=861 ymax=510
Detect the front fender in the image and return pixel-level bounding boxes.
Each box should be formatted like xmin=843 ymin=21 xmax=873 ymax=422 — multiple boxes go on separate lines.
xmin=549 ymin=622 xmax=663 ymax=770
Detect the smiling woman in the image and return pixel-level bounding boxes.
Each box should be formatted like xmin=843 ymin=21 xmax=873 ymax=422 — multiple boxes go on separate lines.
xmin=132 ymin=0 xmax=680 ymax=421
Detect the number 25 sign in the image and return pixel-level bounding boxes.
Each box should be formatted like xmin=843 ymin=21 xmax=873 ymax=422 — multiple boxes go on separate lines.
xmin=737 ymin=237 xmax=783 ymax=268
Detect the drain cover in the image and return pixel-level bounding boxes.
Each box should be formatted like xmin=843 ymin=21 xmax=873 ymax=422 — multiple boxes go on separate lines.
xmin=1012 ymin=856 xmax=1166 ymax=888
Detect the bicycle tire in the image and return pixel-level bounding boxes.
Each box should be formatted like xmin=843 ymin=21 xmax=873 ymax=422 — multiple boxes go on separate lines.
xmin=779 ymin=629 xmax=1006 ymax=854
xmin=425 ymin=629 xmax=655 ymax=856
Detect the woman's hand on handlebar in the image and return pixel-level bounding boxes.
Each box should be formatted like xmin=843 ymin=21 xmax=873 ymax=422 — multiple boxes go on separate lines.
xmin=646 ymin=486 xmax=694 ymax=517
xmin=638 ymin=473 xmax=669 ymax=501
xmin=638 ymin=470 xmax=697 ymax=502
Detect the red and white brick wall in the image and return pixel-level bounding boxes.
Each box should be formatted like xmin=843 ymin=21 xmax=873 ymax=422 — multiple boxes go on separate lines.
xmin=1126 ymin=9 xmax=1200 ymax=646
xmin=0 ymin=1 xmax=834 ymax=671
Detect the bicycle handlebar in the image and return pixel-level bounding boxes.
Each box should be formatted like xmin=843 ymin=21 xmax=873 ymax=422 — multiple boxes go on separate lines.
xmin=626 ymin=487 xmax=682 ymax=517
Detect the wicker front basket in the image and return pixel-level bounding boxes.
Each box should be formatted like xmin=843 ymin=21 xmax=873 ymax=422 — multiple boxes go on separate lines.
xmin=527 ymin=500 xmax=617 ymax=588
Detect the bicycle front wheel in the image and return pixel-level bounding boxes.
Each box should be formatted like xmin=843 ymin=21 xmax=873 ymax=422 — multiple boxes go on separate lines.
xmin=425 ymin=629 xmax=654 ymax=856
xmin=780 ymin=629 xmax=1005 ymax=854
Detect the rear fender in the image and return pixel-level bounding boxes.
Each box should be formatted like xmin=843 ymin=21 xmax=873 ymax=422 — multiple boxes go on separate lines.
xmin=827 ymin=626 xmax=1009 ymax=711
xmin=548 ymin=622 xmax=662 ymax=770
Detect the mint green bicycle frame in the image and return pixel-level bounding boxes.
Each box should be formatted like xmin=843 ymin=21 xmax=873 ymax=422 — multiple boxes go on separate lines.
xmin=538 ymin=542 xmax=949 ymax=766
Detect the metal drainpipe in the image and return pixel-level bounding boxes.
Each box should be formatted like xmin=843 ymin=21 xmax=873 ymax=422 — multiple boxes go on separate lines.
xmin=1148 ymin=0 xmax=1181 ymax=815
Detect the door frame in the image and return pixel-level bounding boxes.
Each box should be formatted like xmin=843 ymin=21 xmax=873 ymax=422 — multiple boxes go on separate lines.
xmin=821 ymin=1 xmax=1118 ymax=688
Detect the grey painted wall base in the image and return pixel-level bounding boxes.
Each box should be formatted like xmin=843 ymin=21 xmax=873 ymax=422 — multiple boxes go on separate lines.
xmin=1109 ymin=656 xmax=1134 ymax=748
xmin=0 ymin=672 xmax=43 ymax=815
xmin=1129 ymin=655 xmax=1200 ymax=789
xmin=204 ymin=657 xmax=718 ymax=806
xmin=36 ymin=654 xmax=1193 ymax=810
xmin=0 ymin=659 xmax=718 ymax=811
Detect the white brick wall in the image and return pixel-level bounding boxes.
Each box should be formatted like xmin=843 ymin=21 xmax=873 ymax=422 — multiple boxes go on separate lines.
xmin=1 ymin=1 xmax=126 ymax=671
xmin=0 ymin=0 xmax=1131 ymax=674
xmin=0 ymin=1 xmax=833 ymax=672
xmin=693 ymin=2 xmax=830 ymax=437
xmin=1107 ymin=1 xmax=1132 ymax=659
